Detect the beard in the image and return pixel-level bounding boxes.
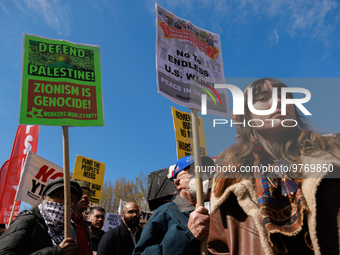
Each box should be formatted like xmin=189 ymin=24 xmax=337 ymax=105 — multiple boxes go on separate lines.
xmin=124 ymin=215 xmax=140 ymax=228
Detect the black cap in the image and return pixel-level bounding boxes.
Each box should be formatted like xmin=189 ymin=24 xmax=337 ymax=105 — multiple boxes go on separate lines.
xmin=41 ymin=178 xmax=83 ymax=203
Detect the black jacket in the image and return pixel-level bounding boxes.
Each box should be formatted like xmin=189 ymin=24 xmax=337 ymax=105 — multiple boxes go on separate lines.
xmin=97 ymin=219 xmax=142 ymax=255
xmin=90 ymin=229 xmax=105 ymax=252
xmin=0 ymin=208 xmax=62 ymax=255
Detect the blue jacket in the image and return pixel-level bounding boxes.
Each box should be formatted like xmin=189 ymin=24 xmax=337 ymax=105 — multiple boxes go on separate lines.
xmin=133 ymin=195 xmax=200 ymax=255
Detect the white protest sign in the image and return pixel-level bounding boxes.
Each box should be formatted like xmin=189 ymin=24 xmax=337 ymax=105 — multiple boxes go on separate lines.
xmin=103 ymin=213 xmax=121 ymax=231
xmin=15 ymin=151 xmax=66 ymax=206
xmin=156 ymin=4 xmax=229 ymax=117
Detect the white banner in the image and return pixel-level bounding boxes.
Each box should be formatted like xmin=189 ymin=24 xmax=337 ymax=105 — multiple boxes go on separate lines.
xmin=103 ymin=213 xmax=121 ymax=231
xmin=156 ymin=4 xmax=229 ymax=117
xmin=15 ymin=151 xmax=65 ymax=206
xmin=118 ymin=199 xmax=124 ymax=214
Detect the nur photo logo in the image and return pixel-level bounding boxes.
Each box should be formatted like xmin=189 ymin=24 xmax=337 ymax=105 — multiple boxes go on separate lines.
xmin=196 ymin=84 xmax=223 ymax=115
xmin=199 ymin=84 xmax=312 ymax=127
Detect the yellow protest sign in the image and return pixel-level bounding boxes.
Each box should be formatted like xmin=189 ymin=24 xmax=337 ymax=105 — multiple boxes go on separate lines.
xmin=72 ymin=155 xmax=105 ymax=204
xmin=172 ymin=107 xmax=207 ymax=159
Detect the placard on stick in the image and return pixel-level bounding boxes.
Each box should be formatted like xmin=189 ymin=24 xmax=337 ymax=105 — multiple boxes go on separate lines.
xmin=19 ymin=34 xmax=104 ymax=126
xmin=172 ymin=107 xmax=207 ymax=159
xmin=73 ymin=155 xmax=105 ymax=204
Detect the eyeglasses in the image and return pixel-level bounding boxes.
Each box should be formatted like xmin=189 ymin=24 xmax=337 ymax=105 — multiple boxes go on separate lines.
xmin=83 ymin=192 xmax=91 ymax=197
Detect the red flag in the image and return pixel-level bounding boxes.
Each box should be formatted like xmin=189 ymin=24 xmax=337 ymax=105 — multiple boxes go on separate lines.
xmin=0 ymin=160 xmax=20 ymax=226
xmin=0 ymin=125 xmax=39 ymax=225
xmin=0 ymin=160 xmax=9 ymax=190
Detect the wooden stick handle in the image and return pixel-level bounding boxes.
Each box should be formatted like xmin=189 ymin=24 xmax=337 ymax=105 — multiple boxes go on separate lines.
xmin=8 ymin=200 xmax=17 ymax=226
xmin=190 ymin=108 xmax=209 ymax=255
xmin=62 ymin=126 xmax=71 ymax=238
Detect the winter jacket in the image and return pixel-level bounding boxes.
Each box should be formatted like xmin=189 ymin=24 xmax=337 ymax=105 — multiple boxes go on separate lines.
xmin=207 ymin=151 xmax=340 ymax=255
xmin=97 ymin=219 xmax=142 ymax=255
xmin=133 ymin=195 xmax=201 ymax=255
xmin=90 ymin=229 xmax=105 ymax=252
xmin=0 ymin=208 xmax=62 ymax=255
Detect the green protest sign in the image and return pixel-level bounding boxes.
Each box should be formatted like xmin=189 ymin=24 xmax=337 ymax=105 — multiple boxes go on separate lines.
xmin=19 ymin=34 xmax=104 ymax=126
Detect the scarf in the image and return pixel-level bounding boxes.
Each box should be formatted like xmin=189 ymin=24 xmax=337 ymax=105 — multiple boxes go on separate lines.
xmin=252 ymin=144 xmax=308 ymax=251
xmin=38 ymin=200 xmax=66 ymax=245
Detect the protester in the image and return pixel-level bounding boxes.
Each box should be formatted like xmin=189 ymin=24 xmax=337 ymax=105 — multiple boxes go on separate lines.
xmin=207 ymin=78 xmax=340 ymax=255
xmin=0 ymin=224 xmax=5 ymax=236
xmin=98 ymin=202 xmax=142 ymax=255
xmin=72 ymin=180 xmax=92 ymax=255
xmin=88 ymin=206 xmax=106 ymax=254
xmin=133 ymin=155 xmax=214 ymax=255
xmin=0 ymin=178 xmax=82 ymax=254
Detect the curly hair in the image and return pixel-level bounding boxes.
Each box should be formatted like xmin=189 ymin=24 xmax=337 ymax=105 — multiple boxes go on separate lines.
xmin=213 ymin=78 xmax=340 ymax=198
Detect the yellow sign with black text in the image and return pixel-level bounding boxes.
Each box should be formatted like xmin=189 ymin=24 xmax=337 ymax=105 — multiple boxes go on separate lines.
xmin=172 ymin=107 xmax=207 ymax=159
xmin=73 ymin=155 xmax=105 ymax=204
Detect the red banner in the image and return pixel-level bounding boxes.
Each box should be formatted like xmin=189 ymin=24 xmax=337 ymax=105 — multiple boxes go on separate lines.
xmin=158 ymin=21 xmax=219 ymax=60
xmin=0 ymin=125 xmax=39 ymax=226
xmin=0 ymin=160 xmax=9 ymax=191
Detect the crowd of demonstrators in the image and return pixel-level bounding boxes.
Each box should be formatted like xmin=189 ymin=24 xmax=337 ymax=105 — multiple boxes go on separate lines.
xmin=71 ymin=180 xmax=92 ymax=255
xmin=88 ymin=206 xmax=106 ymax=254
xmin=97 ymin=202 xmax=142 ymax=255
xmin=133 ymin=156 xmax=214 ymax=255
xmin=0 ymin=178 xmax=81 ymax=255
xmin=1 ymin=78 xmax=339 ymax=255
xmin=207 ymin=78 xmax=340 ymax=255
xmin=0 ymin=174 xmax=141 ymax=255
